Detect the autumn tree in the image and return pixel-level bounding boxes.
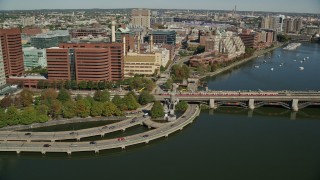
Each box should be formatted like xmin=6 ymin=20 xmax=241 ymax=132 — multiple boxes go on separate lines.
xmin=19 ymin=89 xmax=34 ymax=107
xmin=62 ymin=100 xmax=76 ymax=118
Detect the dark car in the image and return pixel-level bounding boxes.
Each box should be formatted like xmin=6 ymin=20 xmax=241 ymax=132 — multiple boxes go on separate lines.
xmin=109 ymin=126 xmax=115 ymax=129
xmin=142 ymin=134 xmax=149 ymax=138
xmin=43 ymin=144 xmax=51 ymax=147
xmin=69 ymin=132 xmax=76 ymax=135
xmin=102 ymin=126 xmax=108 ymax=129
xmin=24 ymin=132 xmax=31 ymax=136
xmin=89 ymin=141 xmax=96 ymax=145
xmin=130 ymin=120 xmax=136 ymax=123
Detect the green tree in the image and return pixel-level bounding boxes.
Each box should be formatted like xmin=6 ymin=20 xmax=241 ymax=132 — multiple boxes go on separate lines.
xmin=35 ymin=104 xmax=49 ymax=122
xmin=78 ymin=81 xmax=87 ymax=90
xmin=98 ymin=81 xmax=107 ymax=90
xmin=87 ymin=81 xmax=94 ymax=90
xmin=57 ymin=88 xmax=71 ymax=103
xmin=37 ymin=80 xmax=45 ymax=89
xmin=160 ymin=65 xmax=166 ymax=72
xmin=0 ymin=108 xmax=7 ymax=127
xmin=102 ymin=102 xmax=122 ymax=116
xmin=94 ymin=90 xmax=110 ymax=102
xmin=138 ymin=91 xmax=155 ymax=105
xmin=176 ymin=101 xmax=188 ymax=112
xmin=71 ymin=80 xmax=78 ymax=90
xmin=76 ymin=99 xmax=90 ymax=118
xmin=163 ymin=78 xmax=173 ymax=90
xmin=62 ymin=100 xmax=76 ymax=118
xmin=6 ymin=106 xmax=20 ymax=126
xmin=64 ymin=80 xmax=71 ymax=90
xmin=112 ymin=95 xmax=123 ymax=108
xmin=20 ymin=107 xmax=37 ymax=125
xmin=150 ymin=101 xmax=165 ymax=119
xmin=90 ymin=101 xmax=104 ymax=117
xmin=123 ymin=94 xmax=139 ymax=110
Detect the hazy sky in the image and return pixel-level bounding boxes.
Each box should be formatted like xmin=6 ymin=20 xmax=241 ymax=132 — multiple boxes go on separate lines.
xmin=0 ymin=0 xmax=319 ymax=13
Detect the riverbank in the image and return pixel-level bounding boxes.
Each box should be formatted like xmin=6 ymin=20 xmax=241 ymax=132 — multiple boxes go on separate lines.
xmin=199 ymin=43 xmax=284 ymax=79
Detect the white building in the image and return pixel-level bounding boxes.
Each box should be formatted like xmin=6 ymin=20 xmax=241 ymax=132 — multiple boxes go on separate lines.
xmin=131 ymin=9 xmax=151 ymax=29
xmin=23 ymin=47 xmax=47 ymax=70
xmin=21 ymin=16 xmax=35 ymax=27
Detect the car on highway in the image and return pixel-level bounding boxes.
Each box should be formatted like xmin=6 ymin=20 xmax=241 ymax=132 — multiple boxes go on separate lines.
xmin=142 ymin=135 xmax=149 ymax=138
xmin=117 ymin=137 xmax=125 ymax=141
xmin=109 ymin=126 xmax=115 ymax=129
xmin=69 ymin=132 xmax=77 ymax=135
xmin=102 ymin=126 xmax=108 ymax=129
xmin=24 ymin=132 xmax=31 ymax=136
xmin=43 ymin=144 xmax=51 ymax=147
xmin=70 ymin=144 xmax=78 ymax=147
xmin=89 ymin=141 xmax=96 ymax=145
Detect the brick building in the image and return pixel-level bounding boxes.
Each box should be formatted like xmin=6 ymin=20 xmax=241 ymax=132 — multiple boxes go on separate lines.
xmin=46 ymin=43 xmax=124 ymax=83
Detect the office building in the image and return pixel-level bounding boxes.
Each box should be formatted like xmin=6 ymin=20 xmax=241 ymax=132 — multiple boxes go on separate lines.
xmin=124 ymin=52 xmax=161 ymax=77
xmin=131 ymin=9 xmax=151 ymax=28
xmin=23 ymin=47 xmax=47 ymax=70
xmin=0 ymin=28 xmax=24 ymax=77
xmin=31 ymin=30 xmax=70 ymax=49
xmin=70 ymin=28 xmax=108 ymax=38
xmin=21 ymin=16 xmax=35 ymax=27
xmin=239 ymin=29 xmax=260 ymax=49
xmin=147 ymin=31 xmax=176 ymax=45
xmin=46 ymin=43 xmax=124 ymax=83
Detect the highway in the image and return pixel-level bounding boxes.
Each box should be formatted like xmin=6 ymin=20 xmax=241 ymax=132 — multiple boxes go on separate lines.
xmin=0 ymin=104 xmax=200 ymax=154
xmin=0 ymin=116 xmax=146 ymax=142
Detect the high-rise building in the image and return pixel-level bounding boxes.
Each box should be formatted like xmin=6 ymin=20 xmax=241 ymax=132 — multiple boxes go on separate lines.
xmin=46 ymin=43 xmax=124 ymax=83
xmin=147 ymin=31 xmax=176 ymax=45
xmin=23 ymin=47 xmax=47 ymax=70
xmin=0 ymin=39 xmax=6 ymax=87
xmin=131 ymin=9 xmax=151 ymax=28
xmin=0 ymin=28 xmax=24 ymax=77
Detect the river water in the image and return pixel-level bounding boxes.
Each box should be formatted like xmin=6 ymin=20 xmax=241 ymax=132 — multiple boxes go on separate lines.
xmin=0 ymin=43 xmax=320 ymax=180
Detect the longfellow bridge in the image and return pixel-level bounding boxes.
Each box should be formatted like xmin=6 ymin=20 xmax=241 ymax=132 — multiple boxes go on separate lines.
xmin=155 ymin=91 xmax=320 ymax=111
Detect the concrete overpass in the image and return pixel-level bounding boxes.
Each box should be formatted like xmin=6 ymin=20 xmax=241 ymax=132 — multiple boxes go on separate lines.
xmin=0 ymin=104 xmax=200 ymax=155
xmin=155 ymin=91 xmax=320 ymax=111
xmin=0 ymin=116 xmax=145 ymax=142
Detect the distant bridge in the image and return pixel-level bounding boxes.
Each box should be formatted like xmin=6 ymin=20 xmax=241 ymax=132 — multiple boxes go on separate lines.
xmin=155 ymin=91 xmax=320 ymax=111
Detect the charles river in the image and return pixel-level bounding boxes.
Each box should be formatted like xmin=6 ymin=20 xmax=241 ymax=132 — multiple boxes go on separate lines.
xmin=1 ymin=43 xmax=320 ymax=180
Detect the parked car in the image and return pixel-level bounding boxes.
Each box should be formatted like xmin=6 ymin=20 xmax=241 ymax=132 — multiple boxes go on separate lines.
xmin=43 ymin=144 xmax=51 ymax=147
xmin=24 ymin=132 xmax=31 ymax=136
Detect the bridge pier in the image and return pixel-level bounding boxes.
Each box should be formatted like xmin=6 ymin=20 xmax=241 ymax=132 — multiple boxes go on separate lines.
xmin=51 ymin=139 xmax=55 ymax=142
xmin=292 ymin=99 xmax=299 ymax=112
xmin=209 ymin=99 xmax=217 ymax=109
xmin=41 ymin=151 xmax=46 ymax=155
xmin=249 ymin=99 xmax=255 ymax=110
xmin=67 ymin=151 xmax=72 ymax=155
xmin=121 ymin=146 xmax=126 ymax=150
xmin=100 ymin=133 xmax=105 ymax=137
xmin=77 ymin=137 xmax=81 ymax=141
xmin=16 ymin=151 xmax=20 ymax=155
xmin=122 ymin=128 xmax=126 ymax=131
xmin=95 ymin=149 xmax=99 ymax=154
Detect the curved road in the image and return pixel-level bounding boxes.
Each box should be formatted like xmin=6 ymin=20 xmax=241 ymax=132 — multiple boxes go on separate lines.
xmin=0 ymin=104 xmax=200 ymax=154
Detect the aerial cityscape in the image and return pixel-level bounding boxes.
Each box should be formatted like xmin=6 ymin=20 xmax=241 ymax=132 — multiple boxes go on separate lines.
xmin=0 ymin=0 xmax=320 ymax=179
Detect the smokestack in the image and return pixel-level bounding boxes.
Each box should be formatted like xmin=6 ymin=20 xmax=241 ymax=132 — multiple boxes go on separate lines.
xmin=123 ymin=36 xmax=126 ymax=56
xmin=137 ymin=33 xmax=141 ymax=53
xmin=150 ymin=34 xmax=153 ymax=52
xmin=112 ymin=21 xmax=116 ymax=43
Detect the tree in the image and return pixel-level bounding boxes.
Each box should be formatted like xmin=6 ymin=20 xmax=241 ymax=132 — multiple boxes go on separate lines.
xmin=163 ymin=78 xmax=173 ymax=90
xmin=87 ymin=81 xmax=94 ymax=90
xmin=76 ymin=99 xmax=90 ymax=118
xmin=71 ymin=80 xmax=78 ymax=90
xmin=41 ymin=88 xmax=58 ymax=101
xmin=138 ymin=91 xmax=155 ymax=105
xmin=48 ymin=100 xmax=62 ymax=119
xmin=36 ymin=104 xmax=49 ymax=122
xmin=0 ymin=108 xmax=7 ymax=128
xmin=20 ymin=107 xmax=37 ymax=125
xmin=90 ymin=101 xmax=104 ymax=117
xmin=78 ymin=81 xmax=87 ymax=90
xmin=0 ymin=95 xmax=13 ymax=108
xmin=102 ymin=102 xmax=122 ymax=116
xmin=112 ymin=95 xmax=123 ymax=108
xmin=123 ymin=94 xmax=139 ymax=110
xmin=37 ymin=80 xmax=45 ymax=89
xmin=19 ymin=89 xmax=34 ymax=107
xmin=57 ymin=88 xmax=71 ymax=103
xmin=94 ymin=90 xmax=110 ymax=102
xmin=98 ymin=81 xmax=107 ymax=90
xmin=64 ymin=80 xmax=71 ymax=90
xmin=176 ymin=101 xmax=188 ymax=112
xmin=150 ymin=101 xmax=165 ymax=119
xmin=62 ymin=100 xmax=76 ymax=118
xmin=160 ymin=65 xmax=166 ymax=72
xmin=6 ymin=106 xmax=20 ymax=126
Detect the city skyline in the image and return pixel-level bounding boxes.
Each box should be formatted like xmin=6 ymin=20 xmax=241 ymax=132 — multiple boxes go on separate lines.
xmin=0 ymin=0 xmax=319 ymax=14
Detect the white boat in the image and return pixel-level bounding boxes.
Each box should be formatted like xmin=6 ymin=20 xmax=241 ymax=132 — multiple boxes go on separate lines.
xmin=263 ymin=60 xmax=267 ymax=63
xmin=306 ymin=57 xmax=309 ymax=59
xmin=271 ymin=68 xmax=274 ymax=71
xmin=300 ymin=61 xmax=303 ymax=63
xmin=299 ymin=67 xmax=304 ymax=70
xmin=254 ymin=65 xmax=260 ymax=68
xmin=293 ymin=59 xmax=297 ymax=62
xmin=283 ymin=43 xmax=302 ymax=50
